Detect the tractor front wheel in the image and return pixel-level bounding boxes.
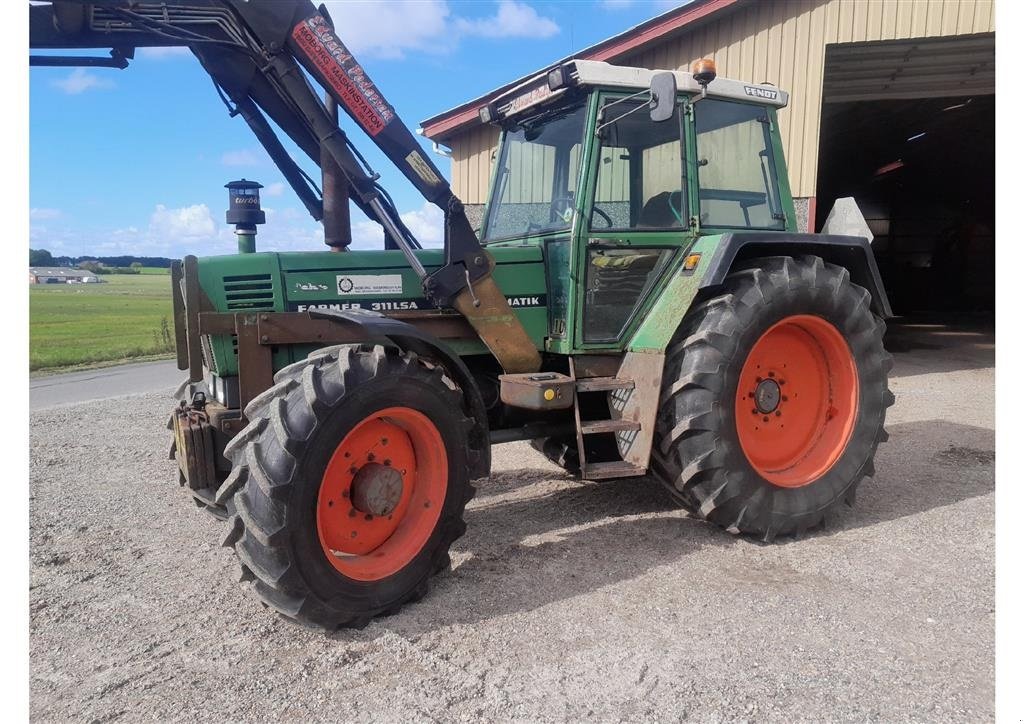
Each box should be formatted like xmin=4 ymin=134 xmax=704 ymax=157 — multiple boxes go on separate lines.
xmin=218 ymin=345 xmax=478 ymax=628
xmin=651 ymin=256 xmax=894 ymax=540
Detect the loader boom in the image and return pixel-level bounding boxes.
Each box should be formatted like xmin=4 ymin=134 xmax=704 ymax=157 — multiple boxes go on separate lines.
xmin=29 ymin=0 xmax=541 ymax=372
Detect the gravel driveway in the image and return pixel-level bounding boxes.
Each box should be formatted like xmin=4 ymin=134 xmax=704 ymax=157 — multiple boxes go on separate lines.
xmin=29 ymin=322 xmax=995 ymax=722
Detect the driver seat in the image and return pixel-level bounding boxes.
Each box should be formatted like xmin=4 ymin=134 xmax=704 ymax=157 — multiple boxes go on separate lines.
xmin=638 ymin=191 xmax=685 ymax=228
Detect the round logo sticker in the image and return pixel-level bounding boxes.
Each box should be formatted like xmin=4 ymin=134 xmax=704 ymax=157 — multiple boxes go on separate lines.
xmin=338 ymin=277 xmax=354 ymax=293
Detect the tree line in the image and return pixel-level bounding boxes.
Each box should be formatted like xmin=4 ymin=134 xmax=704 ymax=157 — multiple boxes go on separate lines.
xmin=29 ymin=249 xmax=175 ymax=269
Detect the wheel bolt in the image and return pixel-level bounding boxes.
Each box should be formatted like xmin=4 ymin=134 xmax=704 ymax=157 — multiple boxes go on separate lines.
xmin=762 ymin=416 xmax=769 ymax=422
xmin=782 ymin=396 xmax=788 ymax=402
xmin=768 ymin=371 xmax=775 ymax=378
xmin=349 ymin=465 xmax=358 ymax=475
xmin=775 ymin=411 xmax=782 ymax=417
xmin=383 ymin=458 xmax=392 ymax=466
xmin=752 ymin=408 xmax=758 ymax=415
xmin=367 ymin=452 xmax=376 ymax=462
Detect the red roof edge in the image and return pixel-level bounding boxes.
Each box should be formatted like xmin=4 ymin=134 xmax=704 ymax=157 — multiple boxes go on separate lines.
xmin=421 ymin=0 xmax=741 ymax=142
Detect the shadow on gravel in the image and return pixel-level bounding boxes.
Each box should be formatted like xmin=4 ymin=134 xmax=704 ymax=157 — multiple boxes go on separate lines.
xmin=352 ymin=419 xmax=994 ymax=635
xmin=886 ymin=319 xmax=994 ymax=378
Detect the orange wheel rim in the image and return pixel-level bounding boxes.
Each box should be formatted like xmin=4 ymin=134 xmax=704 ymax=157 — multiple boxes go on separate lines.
xmin=317 ymin=406 xmax=447 ymax=581
xmin=734 ymin=315 xmax=859 ymax=488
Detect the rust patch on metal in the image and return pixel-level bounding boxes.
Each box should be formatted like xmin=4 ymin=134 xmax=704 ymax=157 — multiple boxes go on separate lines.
xmin=450 ymin=272 xmax=541 ymax=374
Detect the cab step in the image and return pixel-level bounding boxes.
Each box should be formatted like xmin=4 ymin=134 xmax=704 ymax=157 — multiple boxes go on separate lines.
xmin=579 ymin=419 xmax=641 ymax=435
xmin=575 ymin=376 xmax=635 ymax=393
xmin=582 ymin=461 xmax=646 ymax=480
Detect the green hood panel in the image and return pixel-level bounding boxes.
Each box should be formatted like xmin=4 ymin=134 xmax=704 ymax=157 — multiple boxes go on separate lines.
xmin=194 ymin=247 xmax=548 ymax=376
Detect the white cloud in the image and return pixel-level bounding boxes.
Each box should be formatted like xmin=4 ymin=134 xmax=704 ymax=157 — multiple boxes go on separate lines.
xmin=323 ymin=0 xmax=558 ymax=58
xmin=51 ymin=68 xmax=115 ymax=95
xmin=325 ymin=0 xmax=451 ymax=59
xmin=149 ymin=204 xmax=216 ymax=240
xmin=350 ymin=203 xmax=444 ymax=250
xmin=30 ymin=208 xmax=61 ymax=220
xmin=455 ymin=0 xmax=560 ymax=38
xmin=220 ymin=149 xmax=264 ymax=167
xmin=399 ymin=203 xmax=444 ymax=247
xmin=137 ymin=46 xmax=192 ymax=59
xmin=264 ymin=182 xmax=286 ymax=197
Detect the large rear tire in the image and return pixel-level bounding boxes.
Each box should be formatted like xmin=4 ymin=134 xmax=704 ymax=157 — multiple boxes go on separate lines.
xmin=651 ymin=256 xmax=894 ymax=540
xmin=216 ymin=344 xmax=479 ymax=628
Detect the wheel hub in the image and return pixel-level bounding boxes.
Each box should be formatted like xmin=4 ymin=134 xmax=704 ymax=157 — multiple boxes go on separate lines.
xmin=754 ymin=378 xmax=781 ymax=414
xmin=350 ymin=463 xmax=404 ymax=517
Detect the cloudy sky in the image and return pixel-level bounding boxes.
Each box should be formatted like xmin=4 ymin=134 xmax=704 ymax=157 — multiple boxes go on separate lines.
xmin=30 ymin=0 xmax=682 ymax=258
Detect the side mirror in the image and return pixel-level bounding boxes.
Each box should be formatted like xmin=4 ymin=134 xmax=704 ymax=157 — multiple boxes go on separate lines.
xmin=649 ymin=72 xmax=677 ymax=122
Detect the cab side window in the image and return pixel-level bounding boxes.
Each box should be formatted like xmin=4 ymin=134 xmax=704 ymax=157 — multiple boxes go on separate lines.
xmin=694 ymin=99 xmax=785 ymax=230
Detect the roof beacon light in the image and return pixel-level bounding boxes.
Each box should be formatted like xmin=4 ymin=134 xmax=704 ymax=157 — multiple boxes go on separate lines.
xmin=692 ymin=58 xmax=717 ymax=97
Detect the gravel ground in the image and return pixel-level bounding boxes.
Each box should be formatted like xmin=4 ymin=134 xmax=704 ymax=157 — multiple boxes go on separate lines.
xmin=29 ymin=322 xmax=995 ymax=722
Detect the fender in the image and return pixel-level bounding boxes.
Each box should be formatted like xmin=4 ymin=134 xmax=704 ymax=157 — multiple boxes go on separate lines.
xmin=308 ymin=308 xmax=491 ymax=478
xmin=700 ymin=232 xmax=893 ymax=318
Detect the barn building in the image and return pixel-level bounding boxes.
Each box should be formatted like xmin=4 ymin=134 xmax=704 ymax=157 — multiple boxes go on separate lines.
xmin=420 ymin=0 xmax=995 ymax=316
xmin=29 ymin=267 xmax=101 ymax=284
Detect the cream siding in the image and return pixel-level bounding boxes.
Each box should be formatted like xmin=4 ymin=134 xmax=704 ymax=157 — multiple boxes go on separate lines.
xmin=445 ymin=0 xmax=994 ymax=203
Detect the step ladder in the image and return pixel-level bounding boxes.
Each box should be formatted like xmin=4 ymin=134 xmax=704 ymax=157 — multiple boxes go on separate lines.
xmin=569 ymin=359 xmax=647 ymax=480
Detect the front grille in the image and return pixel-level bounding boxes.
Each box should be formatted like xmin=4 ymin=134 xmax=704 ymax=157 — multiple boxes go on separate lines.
xmin=224 ymin=274 xmax=275 ymax=311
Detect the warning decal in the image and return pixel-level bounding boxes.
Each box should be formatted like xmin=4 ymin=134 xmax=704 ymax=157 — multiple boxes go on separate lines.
xmin=405 ymin=150 xmax=443 ymax=187
xmin=292 ymin=16 xmax=395 ymax=137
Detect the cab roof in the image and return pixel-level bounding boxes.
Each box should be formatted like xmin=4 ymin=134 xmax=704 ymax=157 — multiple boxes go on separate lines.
xmin=488 ymin=60 xmax=789 ymax=127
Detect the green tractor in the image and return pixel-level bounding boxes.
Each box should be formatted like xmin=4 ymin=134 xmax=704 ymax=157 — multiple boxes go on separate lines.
xmin=31 ymin=1 xmax=892 ymax=629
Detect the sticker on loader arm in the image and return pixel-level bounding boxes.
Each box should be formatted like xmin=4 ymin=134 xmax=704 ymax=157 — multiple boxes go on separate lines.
xmin=405 ymin=150 xmax=443 ymax=188
xmin=336 ymin=274 xmax=403 ymax=296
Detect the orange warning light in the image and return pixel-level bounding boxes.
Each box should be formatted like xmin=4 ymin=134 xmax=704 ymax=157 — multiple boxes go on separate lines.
xmin=691 ymin=58 xmax=717 ymax=87
xmin=683 ymin=253 xmax=702 ymax=271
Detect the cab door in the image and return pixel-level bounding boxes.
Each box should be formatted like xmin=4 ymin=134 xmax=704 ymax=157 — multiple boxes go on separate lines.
xmin=571 ymin=91 xmax=695 ymax=350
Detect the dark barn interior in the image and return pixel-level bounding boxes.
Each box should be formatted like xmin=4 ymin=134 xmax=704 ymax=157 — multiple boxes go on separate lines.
xmin=813 ymin=35 xmax=994 ymax=318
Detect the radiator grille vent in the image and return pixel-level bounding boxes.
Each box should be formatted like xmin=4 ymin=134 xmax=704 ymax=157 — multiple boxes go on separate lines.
xmin=224 ymin=274 xmax=274 ymax=311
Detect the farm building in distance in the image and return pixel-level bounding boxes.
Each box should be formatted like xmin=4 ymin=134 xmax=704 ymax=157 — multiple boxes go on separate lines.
xmin=29 ymin=267 xmax=101 ymax=284
xmin=420 ymin=0 xmax=994 ymax=317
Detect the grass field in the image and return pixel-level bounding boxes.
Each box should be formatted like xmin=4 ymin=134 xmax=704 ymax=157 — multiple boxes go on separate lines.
xmin=30 ymin=269 xmax=176 ymax=371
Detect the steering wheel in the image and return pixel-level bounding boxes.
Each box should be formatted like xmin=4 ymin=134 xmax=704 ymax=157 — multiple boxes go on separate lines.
xmin=591 ymin=206 xmax=613 ymax=228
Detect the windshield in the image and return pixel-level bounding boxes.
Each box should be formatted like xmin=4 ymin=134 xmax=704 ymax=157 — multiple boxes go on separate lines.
xmin=483 ymin=103 xmax=586 ymax=242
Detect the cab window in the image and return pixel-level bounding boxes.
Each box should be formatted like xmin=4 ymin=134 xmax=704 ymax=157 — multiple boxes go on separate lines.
xmin=483 ymin=104 xmax=585 ymax=242
xmin=694 ymin=99 xmax=784 ymax=230
xmin=590 ymin=98 xmax=685 ymax=231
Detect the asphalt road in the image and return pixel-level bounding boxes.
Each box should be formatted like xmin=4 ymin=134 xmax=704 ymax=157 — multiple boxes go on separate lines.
xmin=30 ymin=359 xmax=182 ymax=411
xmin=29 ymin=319 xmax=995 ymax=721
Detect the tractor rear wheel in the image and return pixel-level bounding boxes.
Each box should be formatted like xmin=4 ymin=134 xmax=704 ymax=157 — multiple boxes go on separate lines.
xmin=651 ymin=256 xmax=894 ymax=540
xmin=217 ymin=344 xmax=478 ymax=628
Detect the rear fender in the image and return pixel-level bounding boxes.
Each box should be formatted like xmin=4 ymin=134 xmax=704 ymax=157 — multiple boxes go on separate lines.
xmin=308 ymin=309 xmax=491 ymax=478
xmin=700 ymin=232 xmax=892 ymax=318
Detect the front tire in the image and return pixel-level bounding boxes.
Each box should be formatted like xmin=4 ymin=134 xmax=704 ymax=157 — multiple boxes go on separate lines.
xmin=651 ymin=256 xmax=894 ymax=540
xmin=217 ymin=345 xmax=478 ymax=628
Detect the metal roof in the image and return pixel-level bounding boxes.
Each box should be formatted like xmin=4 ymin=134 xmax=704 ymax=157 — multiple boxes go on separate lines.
xmin=29 ymin=267 xmax=97 ymax=276
xmin=822 ymin=34 xmax=995 ymax=104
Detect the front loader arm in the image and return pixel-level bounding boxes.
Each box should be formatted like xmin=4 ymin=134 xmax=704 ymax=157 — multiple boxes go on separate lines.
xmin=29 ymin=0 xmax=541 ymax=373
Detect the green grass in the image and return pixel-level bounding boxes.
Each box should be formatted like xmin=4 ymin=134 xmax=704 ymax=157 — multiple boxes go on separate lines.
xmin=30 ymin=274 xmax=177 ymax=371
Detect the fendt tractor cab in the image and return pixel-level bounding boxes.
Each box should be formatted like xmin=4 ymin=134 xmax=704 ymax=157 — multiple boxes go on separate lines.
xmin=31 ymin=0 xmax=893 ymax=629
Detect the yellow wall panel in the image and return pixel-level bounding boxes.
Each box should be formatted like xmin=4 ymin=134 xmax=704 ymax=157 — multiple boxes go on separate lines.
xmin=445 ymin=0 xmax=996 ymax=203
